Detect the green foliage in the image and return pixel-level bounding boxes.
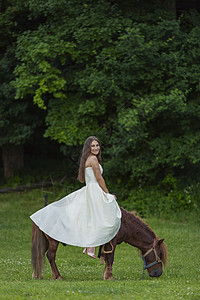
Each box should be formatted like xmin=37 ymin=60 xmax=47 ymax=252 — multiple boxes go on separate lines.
xmin=12 ymin=1 xmax=200 ymax=188
xmin=0 ymin=0 xmax=45 ymax=147
xmin=119 ymin=176 xmax=200 ymax=218
xmin=123 ymin=187 xmax=192 ymax=218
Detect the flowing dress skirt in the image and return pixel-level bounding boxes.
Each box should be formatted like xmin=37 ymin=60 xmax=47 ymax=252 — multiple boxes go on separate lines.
xmin=30 ymin=167 xmax=121 ymax=247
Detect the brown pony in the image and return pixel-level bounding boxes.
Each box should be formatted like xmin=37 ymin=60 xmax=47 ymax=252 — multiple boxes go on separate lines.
xmin=31 ymin=207 xmax=167 ymax=280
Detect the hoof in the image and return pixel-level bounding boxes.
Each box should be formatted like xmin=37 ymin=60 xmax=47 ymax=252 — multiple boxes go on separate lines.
xmin=53 ymin=275 xmax=63 ymax=280
xmin=102 ymin=270 xmax=115 ymax=280
xmin=107 ymin=276 xmax=115 ymax=281
xmin=103 ymin=275 xmax=115 ymax=281
xmin=32 ymin=272 xmax=43 ymax=279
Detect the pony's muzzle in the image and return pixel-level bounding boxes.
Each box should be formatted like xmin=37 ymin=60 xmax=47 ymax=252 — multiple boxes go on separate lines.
xmin=149 ymin=267 xmax=163 ymax=277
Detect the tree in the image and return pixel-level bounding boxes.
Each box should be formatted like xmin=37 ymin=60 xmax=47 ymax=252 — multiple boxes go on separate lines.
xmin=0 ymin=0 xmax=44 ymax=178
xmin=13 ymin=0 xmax=200 ymax=189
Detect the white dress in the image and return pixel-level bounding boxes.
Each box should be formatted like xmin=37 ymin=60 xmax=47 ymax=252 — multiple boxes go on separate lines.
xmin=30 ymin=165 xmax=122 ymax=247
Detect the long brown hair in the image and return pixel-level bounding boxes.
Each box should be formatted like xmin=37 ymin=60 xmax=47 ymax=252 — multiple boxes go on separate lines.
xmin=78 ymin=136 xmax=102 ymax=183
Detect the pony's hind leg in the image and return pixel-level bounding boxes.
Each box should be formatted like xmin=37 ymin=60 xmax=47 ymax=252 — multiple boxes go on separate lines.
xmin=46 ymin=236 xmax=63 ymax=280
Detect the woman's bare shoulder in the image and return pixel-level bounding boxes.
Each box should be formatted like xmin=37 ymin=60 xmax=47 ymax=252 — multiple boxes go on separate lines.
xmin=85 ymin=155 xmax=98 ymax=167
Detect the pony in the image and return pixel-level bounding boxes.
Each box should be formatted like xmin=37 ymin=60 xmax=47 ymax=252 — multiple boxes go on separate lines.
xmin=31 ymin=207 xmax=167 ymax=280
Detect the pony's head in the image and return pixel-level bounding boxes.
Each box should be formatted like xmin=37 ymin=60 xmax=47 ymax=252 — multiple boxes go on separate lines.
xmin=120 ymin=208 xmax=168 ymax=278
xmin=142 ymin=238 xmax=167 ymax=277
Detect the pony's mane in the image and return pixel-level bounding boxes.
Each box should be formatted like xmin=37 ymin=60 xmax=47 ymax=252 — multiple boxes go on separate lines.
xmin=121 ymin=207 xmax=168 ymax=266
xmin=160 ymin=241 xmax=168 ymax=266
xmin=121 ymin=207 xmax=156 ymax=239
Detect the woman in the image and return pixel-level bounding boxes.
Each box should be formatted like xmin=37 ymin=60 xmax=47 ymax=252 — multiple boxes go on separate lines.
xmin=30 ymin=136 xmax=121 ymax=260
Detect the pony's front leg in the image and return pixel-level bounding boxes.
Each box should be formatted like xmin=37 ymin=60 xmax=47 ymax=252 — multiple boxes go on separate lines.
xmin=46 ymin=237 xmax=63 ymax=280
xmin=102 ymin=243 xmax=116 ymax=280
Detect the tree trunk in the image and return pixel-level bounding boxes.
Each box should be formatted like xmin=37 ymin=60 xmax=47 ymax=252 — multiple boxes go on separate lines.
xmin=161 ymin=0 xmax=176 ymax=17
xmin=2 ymin=144 xmax=24 ymax=179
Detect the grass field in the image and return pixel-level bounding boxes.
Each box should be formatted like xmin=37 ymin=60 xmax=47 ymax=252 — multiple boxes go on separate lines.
xmin=0 ymin=189 xmax=200 ymax=299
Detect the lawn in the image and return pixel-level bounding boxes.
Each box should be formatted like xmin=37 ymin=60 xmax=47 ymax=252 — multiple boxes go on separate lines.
xmin=0 ymin=189 xmax=200 ymax=299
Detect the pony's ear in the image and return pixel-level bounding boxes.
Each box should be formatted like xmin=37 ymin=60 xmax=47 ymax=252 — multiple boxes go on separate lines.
xmin=158 ymin=239 xmax=164 ymax=246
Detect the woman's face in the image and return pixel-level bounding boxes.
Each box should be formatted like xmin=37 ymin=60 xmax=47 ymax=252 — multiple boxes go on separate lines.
xmin=90 ymin=140 xmax=100 ymax=156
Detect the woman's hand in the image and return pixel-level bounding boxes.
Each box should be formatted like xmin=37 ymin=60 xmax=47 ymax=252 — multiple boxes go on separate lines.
xmin=112 ymin=193 xmax=117 ymax=200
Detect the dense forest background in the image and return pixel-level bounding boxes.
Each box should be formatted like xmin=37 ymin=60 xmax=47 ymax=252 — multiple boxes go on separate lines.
xmin=1 ymin=0 xmax=200 ymax=216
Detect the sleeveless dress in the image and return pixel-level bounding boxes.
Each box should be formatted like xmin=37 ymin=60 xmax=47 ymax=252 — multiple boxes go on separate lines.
xmin=30 ymin=165 xmax=122 ymax=247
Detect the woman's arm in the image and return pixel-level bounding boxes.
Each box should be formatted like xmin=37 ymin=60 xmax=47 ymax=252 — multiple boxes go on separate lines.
xmin=86 ymin=156 xmax=109 ymax=193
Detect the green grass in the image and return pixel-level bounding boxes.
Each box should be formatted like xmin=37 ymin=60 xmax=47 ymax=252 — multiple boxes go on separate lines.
xmin=0 ymin=189 xmax=200 ymax=299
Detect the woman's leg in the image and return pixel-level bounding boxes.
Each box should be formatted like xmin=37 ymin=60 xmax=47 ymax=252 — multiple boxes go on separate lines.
xmin=83 ymin=247 xmax=96 ymax=259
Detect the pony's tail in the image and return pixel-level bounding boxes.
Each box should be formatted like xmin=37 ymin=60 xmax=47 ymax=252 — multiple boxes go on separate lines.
xmin=31 ymin=222 xmax=48 ymax=279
